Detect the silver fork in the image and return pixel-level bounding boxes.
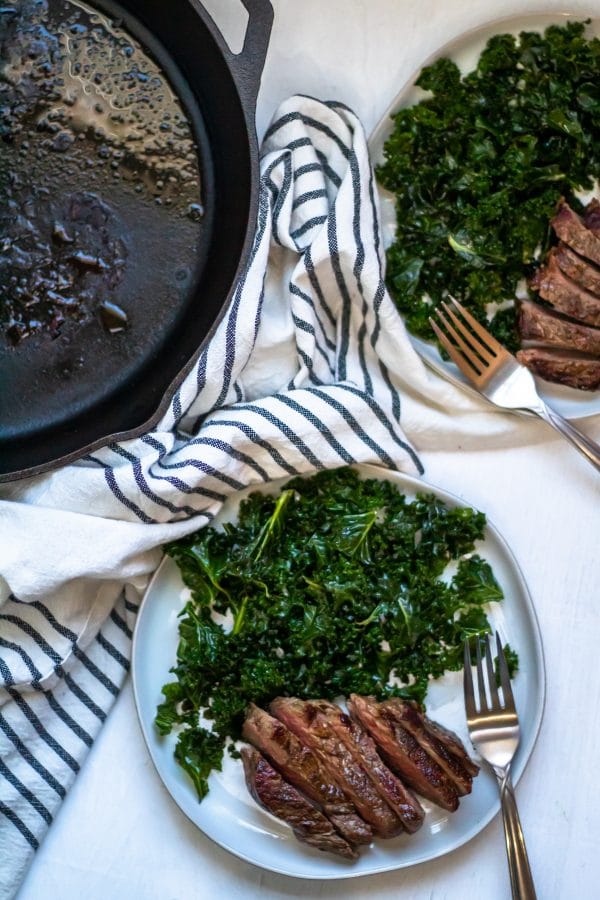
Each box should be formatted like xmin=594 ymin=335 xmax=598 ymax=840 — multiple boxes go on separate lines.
xmin=464 ymin=634 xmax=537 ymax=900
xmin=430 ymin=297 xmax=600 ymax=473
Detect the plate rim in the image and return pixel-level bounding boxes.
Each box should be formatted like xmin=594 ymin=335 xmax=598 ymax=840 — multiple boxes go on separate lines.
xmin=131 ymin=463 xmax=546 ymax=880
xmin=368 ymin=9 xmax=600 ymax=422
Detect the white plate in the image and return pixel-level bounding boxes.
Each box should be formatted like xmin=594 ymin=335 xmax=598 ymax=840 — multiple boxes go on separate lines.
xmin=132 ymin=464 xmax=545 ymax=879
xmin=369 ymin=12 xmax=600 ymax=421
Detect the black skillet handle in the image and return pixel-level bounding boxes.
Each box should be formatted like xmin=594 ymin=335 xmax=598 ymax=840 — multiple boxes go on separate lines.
xmin=213 ymin=0 xmax=274 ymax=115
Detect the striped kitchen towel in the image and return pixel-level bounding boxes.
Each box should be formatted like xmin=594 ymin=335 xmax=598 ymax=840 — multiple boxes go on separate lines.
xmin=0 ymin=95 xmax=424 ymax=898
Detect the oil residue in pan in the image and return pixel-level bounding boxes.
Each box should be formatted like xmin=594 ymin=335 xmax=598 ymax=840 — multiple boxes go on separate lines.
xmin=0 ymin=0 xmax=213 ymax=436
xmin=0 ymin=0 xmax=205 ymax=345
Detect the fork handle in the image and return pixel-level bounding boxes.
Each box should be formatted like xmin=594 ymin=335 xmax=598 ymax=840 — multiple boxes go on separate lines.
xmin=534 ymin=401 xmax=600 ymax=473
xmin=496 ymin=768 xmax=537 ymax=900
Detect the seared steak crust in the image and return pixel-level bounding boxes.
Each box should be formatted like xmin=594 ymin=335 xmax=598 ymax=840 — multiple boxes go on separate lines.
xmin=551 ymin=199 xmax=600 ymax=266
xmin=242 ymin=704 xmax=372 ymax=846
xmin=241 ymin=747 xmax=357 ymax=859
xmin=529 ymin=252 xmax=600 ymax=327
xmin=417 ymin=714 xmax=479 ymax=779
xmin=517 ymin=347 xmax=600 ymax=390
xmin=379 ymin=699 xmax=476 ymax=797
xmin=554 ymin=244 xmax=600 ymax=298
xmin=519 ymin=299 xmax=600 ymax=356
xmin=270 ymin=697 xmax=405 ymax=838
xmin=348 ymin=695 xmax=460 ymax=811
xmin=309 ymin=699 xmax=425 ymax=833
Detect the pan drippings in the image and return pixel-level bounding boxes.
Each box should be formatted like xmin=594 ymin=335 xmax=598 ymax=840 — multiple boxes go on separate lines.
xmin=0 ymin=0 xmax=204 ymax=344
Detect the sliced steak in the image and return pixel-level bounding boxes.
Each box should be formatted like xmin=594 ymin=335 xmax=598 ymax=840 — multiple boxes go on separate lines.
xmin=517 ymin=347 xmax=600 ymax=390
xmin=554 ymin=244 xmax=600 ymax=298
xmin=241 ymin=747 xmax=357 ymax=860
xmin=270 ymin=697 xmax=405 ymax=838
xmin=418 ymin=715 xmax=479 ymax=779
xmin=378 ymin=699 xmax=476 ymax=798
xmin=519 ymin=299 xmax=600 ymax=356
xmin=551 ymin=199 xmax=600 ymax=266
xmin=348 ymin=695 xmax=460 ymax=811
xmin=530 ymin=252 xmax=600 ymax=327
xmin=242 ymin=704 xmax=372 ymax=846
xmin=309 ymin=699 xmax=424 ymax=833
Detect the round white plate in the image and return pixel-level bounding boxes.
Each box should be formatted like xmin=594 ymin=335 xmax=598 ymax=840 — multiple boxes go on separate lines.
xmin=369 ymin=12 xmax=600 ymax=421
xmin=132 ymin=464 xmax=545 ymax=880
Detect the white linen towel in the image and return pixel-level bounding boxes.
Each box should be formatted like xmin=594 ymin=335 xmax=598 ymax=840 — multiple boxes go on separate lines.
xmin=0 ymin=94 xmax=530 ymax=899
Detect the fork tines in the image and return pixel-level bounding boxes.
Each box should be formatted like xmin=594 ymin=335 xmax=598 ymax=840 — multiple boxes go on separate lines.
xmin=464 ymin=633 xmax=516 ymax=715
xmin=430 ymin=297 xmax=505 ymax=383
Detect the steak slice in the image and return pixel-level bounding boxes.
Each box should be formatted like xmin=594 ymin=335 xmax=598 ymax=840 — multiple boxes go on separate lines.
xmin=270 ymin=697 xmax=405 ymax=838
xmin=241 ymin=747 xmax=357 ymax=860
xmin=519 ymin=299 xmax=600 ymax=356
xmin=309 ymin=699 xmax=424 ymax=833
xmin=242 ymin=704 xmax=372 ymax=846
xmin=530 ymin=252 xmax=600 ymax=327
xmin=554 ymin=244 xmax=600 ymax=298
xmin=517 ymin=347 xmax=600 ymax=390
xmin=551 ymin=199 xmax=600 ymax=266
xmin=348 ymin=695 xmax=460 ymax=811
xmin=378 ymin=699 xmax=476 ymax=797
xmin=418 ymin=715 xmax=479 ymax=779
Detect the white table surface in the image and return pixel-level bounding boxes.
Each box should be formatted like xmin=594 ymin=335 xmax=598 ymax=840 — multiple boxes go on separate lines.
xmin=17 ymin=1 xmax=600 ymax=898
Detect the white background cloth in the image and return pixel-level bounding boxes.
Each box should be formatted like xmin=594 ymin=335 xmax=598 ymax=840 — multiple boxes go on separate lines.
xmin=12 ymin=0 xmax=600 ymax=898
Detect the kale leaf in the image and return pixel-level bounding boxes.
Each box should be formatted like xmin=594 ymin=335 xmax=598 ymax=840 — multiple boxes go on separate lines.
xmin=157 ymin=468 xmax=512 ymax=800
xmin=378 ymin=21 xmax=600 ymax=351
xmin=174 ymin=728 xmax=224 ymax=801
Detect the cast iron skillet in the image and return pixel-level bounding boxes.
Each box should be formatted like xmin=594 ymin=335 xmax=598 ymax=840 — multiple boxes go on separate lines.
xmin=0 ymin=0 xmax=273 ymax=481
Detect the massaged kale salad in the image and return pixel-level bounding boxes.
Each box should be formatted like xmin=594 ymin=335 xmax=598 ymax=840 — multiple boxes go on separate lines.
xmin=378 ymin=20 xmax=600 ymax=351
xmin=155 ymin=469 xmax=514 ymax=800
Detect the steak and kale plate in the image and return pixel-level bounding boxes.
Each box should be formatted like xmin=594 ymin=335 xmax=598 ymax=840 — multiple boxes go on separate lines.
xmin=155 ymin=468 xmax=512 ymax=858
xmin=378 ymin=20 xmax=600 ymax=391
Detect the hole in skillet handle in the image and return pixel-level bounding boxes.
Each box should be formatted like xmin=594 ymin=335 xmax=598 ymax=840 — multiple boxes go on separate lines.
xmin=200 ymin=0 xmax=249 ymax=54
xmin=193 ymin=0 xmax=273 ymax=111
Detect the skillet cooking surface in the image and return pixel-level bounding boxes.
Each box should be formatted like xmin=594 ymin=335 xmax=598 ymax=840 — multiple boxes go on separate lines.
xmin=0 ymin=0 xmax=213 ymax=440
